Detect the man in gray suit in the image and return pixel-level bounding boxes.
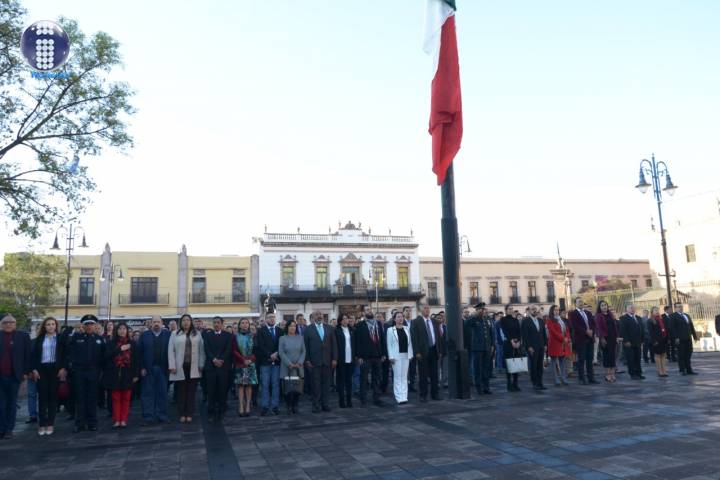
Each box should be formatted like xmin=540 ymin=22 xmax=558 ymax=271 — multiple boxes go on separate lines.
xmin=304 ymin=311 xmax=338 ymax=413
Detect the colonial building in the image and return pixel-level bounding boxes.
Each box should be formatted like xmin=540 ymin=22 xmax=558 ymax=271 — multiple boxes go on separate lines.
xmin=257 ymin=222 xmax=423 ymax=323
xmin=420 ymin=255 xmax=658 ymax=313
xmin=42 ymin=245 xmax=258 ymax=326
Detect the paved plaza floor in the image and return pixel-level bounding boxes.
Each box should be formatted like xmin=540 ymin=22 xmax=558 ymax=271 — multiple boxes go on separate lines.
xmin=1 ymin=353 xmax=719 ymax=480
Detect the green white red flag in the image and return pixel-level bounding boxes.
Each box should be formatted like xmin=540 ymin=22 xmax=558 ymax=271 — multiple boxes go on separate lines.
xmin=424 ymin=0 xmax=463 ymax=185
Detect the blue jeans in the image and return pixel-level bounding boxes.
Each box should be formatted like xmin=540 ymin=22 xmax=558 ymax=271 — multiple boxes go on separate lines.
xmin=0 ymin=376 xmax=20 ymax=434
xmin=141 ymin=366 xmax=168 ymax=422
xmin=259 ymin=364 xmax=280 ymax=409
xmin=27 ymin=378 xmax=38 ymax=418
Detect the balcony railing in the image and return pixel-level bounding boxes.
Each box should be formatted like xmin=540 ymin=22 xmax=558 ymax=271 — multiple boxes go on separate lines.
xmin=263 ymin=233 xmax=415 ymax=244
xmin=489 ymin=296 xmax=502 ymax=305
xmin=509 ymin=296 xmax=521 ymax=304
xmin=527 ymin=296 xmax=540 ymax=304
xmin=428 ymin=297 xmax=441 ymax=306
xmin=262 ymin=283 xmax=423 ymax=298
xmin=468 ymin=296 xmax=480 ymax=305
xmin=118 ymin=293 xmax=170 ymax=305
xmin=51 ymin=294 xmax=97 ymax=306
xmin=189 ymin=292 xmax=249 ymax=304
xmin=546 ymin=294 xmax=556 ymax=303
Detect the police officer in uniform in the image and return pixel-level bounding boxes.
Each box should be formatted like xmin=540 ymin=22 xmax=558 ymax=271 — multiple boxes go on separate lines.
xmin=61 ymin=315 xmax=105 ymax=432
xmin=463 ymin=303 xmax=495 ymax=395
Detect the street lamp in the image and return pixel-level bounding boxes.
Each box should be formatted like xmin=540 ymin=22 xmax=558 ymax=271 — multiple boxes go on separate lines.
xmin=459 ymin=235 xmax=472 ymax=257
xmin=100 ymin=264 xmax=124 ymax=323
xmin=635 ymin=153 xmax=678 ymax=309
xmin=50 ymin=224 xmax=88 ymax=327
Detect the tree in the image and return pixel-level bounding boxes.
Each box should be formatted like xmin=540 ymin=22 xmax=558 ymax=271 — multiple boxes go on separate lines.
xmin=0 ymin=0 xmax=135 ymax=238
xmin=0 ymin=252 xmax=65 ymax=327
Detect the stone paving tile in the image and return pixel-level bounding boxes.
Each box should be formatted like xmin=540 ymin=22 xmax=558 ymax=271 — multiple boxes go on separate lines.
xmin=1 ymin=353 xmax=719 ymax=479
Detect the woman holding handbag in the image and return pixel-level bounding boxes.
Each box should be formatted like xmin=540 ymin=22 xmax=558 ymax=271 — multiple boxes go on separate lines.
xmin=500 ymin=305 xmax=524 ymax=392
xmin=168 ymin=314 xmax=205 ymax=423
xmin=545 ymin=305 xmax=570 ymax=386
xmin=103 ymin=322 xmax=139 ymax=428
xmin=232 ymin=318 xmax=258 ymax=417
xmin=386 ymin=311 xmax=413 ymax=405
xmin=278 ymin=319 xmax=305 ymax=415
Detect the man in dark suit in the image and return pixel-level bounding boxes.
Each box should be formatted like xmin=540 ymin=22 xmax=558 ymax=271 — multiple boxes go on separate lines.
xmin=355 ymin=306 xmax=387 ymax=407
xmin=0 ymin=314 xmax=32 ymax=439
xmin=568 ymin=297 xmax=597 ymax=385
xmin=138 ymin=315 xmax=171 ymax=425
xmin=411 ymin=304 xmax=445 ymax=402
xmin=619 ymin=305 xmax=645 ymax=380
xmin=305 ymin=311 xmax=338 ymax=413
xmin=715 ymin=314 xmax=720 ymax=337
xmin=463 ymin=303 xmax=494 ymax=395
xmin=663 ymin=306 xmax=677 ymax=362
xmin=254 ymin=312 xmax=283 ymax=415
xmin=380 ymin=312 xmax=394 ymax=394
xmin=202 ymin=316 xmax=233 ymax=421
xmin=670 ymin=302 xmax=699 ymax=375
xmin=521 ymin=304 xmax=548 ymax=391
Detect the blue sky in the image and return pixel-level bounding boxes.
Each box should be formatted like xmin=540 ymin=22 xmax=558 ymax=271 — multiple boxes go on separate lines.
xmin=3 ymin=0 xmax=719 ymax=265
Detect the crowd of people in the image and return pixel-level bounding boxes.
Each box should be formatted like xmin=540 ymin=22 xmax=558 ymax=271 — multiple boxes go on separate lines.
xmin=0 ymin=298 xmax=707 ymax=439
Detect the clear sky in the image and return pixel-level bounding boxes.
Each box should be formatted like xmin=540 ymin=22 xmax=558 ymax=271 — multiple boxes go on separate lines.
xmin=2 ymin=0 xmax=719 ymax=266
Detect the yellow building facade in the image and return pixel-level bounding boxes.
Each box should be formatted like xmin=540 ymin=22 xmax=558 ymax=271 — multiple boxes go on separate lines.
xmin=44 ymin=244 xmax=258 ymax=325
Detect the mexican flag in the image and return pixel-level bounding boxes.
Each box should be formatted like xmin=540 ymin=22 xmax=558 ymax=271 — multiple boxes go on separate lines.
xmin=424 ymin=0 xmax=463 ymax=186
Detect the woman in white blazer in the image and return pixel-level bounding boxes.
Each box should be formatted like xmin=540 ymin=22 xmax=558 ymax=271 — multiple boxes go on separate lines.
xmin=168 ymin=314 xmax=205 ymax=423
xmin=386 ymin=310 xmax=413 ymax=404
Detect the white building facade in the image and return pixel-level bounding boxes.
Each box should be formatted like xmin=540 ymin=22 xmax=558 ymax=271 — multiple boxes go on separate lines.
xmin=257 ymin=222 xmax=423 ymax=322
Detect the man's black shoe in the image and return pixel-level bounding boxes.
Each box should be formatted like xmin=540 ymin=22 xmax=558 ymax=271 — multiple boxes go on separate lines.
xmin=312 ymin=406 xmax=321 ymax=413
xmin=579 ymin=379 xmax=588 ymax=385
xmin=88 ymin=426 xmax=98 ymax=432
xmin=25 ymin=417 xmax=37 ymax=424
xmin=408 ymin=385 xmax=417 ymax=392
xmin=688 ymin=371 xmax=698 ymax=375
xmin=73 ymin=426 xmax=85 ymax=433
xmin=639 ymin=375 xmax=646 ymax=379
xmin=681 ymin=371 xmax=687 ymax=376
xmin=483 ymin=389 xmax=492 ymax=395
xmin=588 ymin=379 xmax=599 ymax=384
xmin=419 ymin=396 xmax=428 ymax=403
xmin=272 ymin=407 xmax=280 ymax=415
xmin=322 ymin=406 xmax=332 ymax=412
xmin=373 ymin=400 xmax=385 ymax=408
xmin=260 ymin=408 xmax=269 ymax=417
xmin=431 ymin=395 xmax=442 ymax=401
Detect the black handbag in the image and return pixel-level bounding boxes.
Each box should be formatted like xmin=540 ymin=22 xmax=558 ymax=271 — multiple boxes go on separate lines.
xmin=283 ymin=367 xmax=303 ymax=394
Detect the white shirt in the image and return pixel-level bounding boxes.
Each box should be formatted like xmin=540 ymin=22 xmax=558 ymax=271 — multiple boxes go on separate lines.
xmin=41 ymin=335 xmax=57 ymax=364
xmin=341 ymin=326 xmax=352 ymax=363
xmin=531 ymin=316 xmax=540 ymax=331
xmin=424 ymin=317 xmax=436 ymax=347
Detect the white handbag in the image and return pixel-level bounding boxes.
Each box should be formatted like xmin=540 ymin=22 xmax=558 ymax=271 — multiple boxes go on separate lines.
xmin=506 ymin=356 xmax=529 ymax=374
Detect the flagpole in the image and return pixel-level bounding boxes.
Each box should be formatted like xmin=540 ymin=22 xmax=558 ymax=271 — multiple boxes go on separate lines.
xmin=440 ymin=164 xmax=470 ymax=399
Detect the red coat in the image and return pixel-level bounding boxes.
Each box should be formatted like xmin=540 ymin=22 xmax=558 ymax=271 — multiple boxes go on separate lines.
xmin=546 ymin=318 xmax=571 ymax=357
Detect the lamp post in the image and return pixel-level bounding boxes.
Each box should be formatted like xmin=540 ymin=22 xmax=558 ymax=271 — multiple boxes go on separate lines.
xmin=100 ymin=264 xmax=124 ymax=323
xmin=635 ymin=154 xmax=678 ymax=309
xmin=50 ymin=224 xmax=88 ymax=327
xmin=459 ymin=235 xmax=472 ymax=257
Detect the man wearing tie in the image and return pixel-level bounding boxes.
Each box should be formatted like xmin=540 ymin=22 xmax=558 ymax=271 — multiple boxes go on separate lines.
xmin=202 ymin=316 xmax=233 ymax=422
xmin=411 ymin=304 xmax=444 ymax=402
xmin=254 ymin=312 xmax=283 ymax=415
xmin=304 ymin=311 xmax=337 ymax=413
xmin=568 ymin=297 xmax=598 ymax=385
xmin=670 ymin=302 xmax=699 ymax=375
xmin=521 ymin=304 xmax=548 ymax=391
xmin=355 ymin=306 xmax=387 ymax=407
xmin=619 ymin=304 xmax=645 ymax=380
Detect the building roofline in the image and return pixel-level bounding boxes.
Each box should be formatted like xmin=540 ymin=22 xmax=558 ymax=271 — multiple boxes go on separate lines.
xmin=420 ymin=257 xmax=650 ymax=264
